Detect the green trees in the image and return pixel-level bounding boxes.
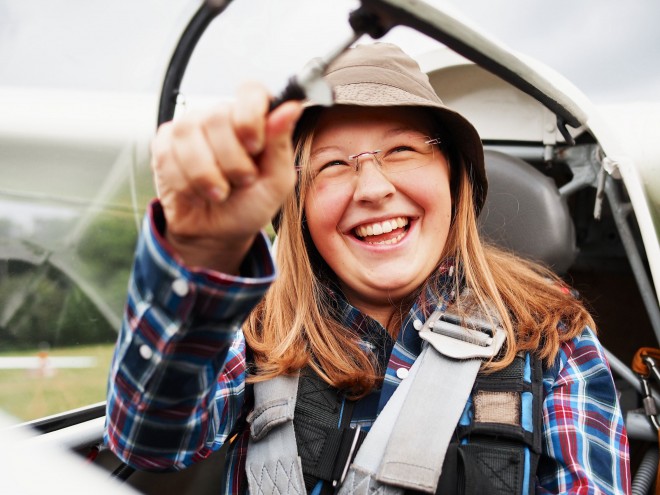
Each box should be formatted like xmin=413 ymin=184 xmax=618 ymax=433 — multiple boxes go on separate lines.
xmin=0 ymin=210 xmax=138 ymax=351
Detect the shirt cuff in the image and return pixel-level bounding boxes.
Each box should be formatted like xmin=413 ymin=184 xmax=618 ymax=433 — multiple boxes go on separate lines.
xmin=133 ymin=200 xmax=276 ymax=325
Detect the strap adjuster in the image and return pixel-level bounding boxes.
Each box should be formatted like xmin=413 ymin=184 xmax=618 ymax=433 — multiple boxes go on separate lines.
xmin=419 ymin=310 xmax=506 ymax=360
xmin=332 ymin=426 xmax=363 ymax=488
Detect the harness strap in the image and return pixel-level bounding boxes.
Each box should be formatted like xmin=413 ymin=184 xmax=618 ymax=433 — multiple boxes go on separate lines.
xmin=378 ymin=347 xmax=482 ymax=491
xmin=338 ymin=308 xmax=505 ymax=494
xmin=294 ymin=370 xmax=366 ymax=491
xmin=247 ymin=304 xmax=505 ymax=495
xmin=245 ymin=373 xmax=306 ymax=495
xmin=338 ymin=344 xmax=482 ymax=494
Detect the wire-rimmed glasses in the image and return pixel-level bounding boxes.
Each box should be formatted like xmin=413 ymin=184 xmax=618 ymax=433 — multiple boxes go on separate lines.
xmin=307 ymin=133 xmax=443 ymax=186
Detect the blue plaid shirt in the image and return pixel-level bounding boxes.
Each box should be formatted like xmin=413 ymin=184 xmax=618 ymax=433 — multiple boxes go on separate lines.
xmin=105 ymin=202 xmax=630 ymax=494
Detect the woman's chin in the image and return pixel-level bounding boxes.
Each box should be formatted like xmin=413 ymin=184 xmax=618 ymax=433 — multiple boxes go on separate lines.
xmin=343 ymin=275 xmax=422 ymax=306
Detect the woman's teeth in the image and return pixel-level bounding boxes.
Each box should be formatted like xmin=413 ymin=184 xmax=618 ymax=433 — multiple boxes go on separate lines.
xmin=369 ymin=231 xmax=406 ymax=245
xmin=354 ymin=217 xmax=408 ymax=242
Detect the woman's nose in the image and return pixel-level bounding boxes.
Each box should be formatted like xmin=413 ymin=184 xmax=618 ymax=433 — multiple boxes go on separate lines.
xmin=352 ymin=157 xmax=396 ymax=203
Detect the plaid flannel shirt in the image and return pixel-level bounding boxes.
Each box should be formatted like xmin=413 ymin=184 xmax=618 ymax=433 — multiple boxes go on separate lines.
xmin=105 ymin=202 xmax=630 ymax=494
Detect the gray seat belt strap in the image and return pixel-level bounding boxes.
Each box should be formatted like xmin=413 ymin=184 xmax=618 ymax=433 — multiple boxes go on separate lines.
xmin=337 ymin=344 xmax=431 ymax=495
xmin=376 ymin=347 xmax=481 ymax=492
xmin=339 ymin=308 xmax=506 ymax=494
xmin=246 ymin=373 xmax=306 ymax=495
xmin=339 ymin=344 xmax=478 ymax=494
xmin=347 ymin=343 xmax=427 ymax=473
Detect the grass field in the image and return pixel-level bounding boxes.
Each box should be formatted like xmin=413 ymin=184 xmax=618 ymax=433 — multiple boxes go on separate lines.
xmin=0 ymin=343 xmax=115 ymax=422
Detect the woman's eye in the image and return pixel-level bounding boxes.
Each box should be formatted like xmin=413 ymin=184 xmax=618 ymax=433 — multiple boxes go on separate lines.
xmin=319 ymin=160 xmax=350 ymax=172
xmin=386 ymin=145 xmax=416 ymax=157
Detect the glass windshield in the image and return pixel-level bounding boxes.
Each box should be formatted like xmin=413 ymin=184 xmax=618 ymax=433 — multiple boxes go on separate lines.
xmin=0 ymin=0 xmax=195 ymax=421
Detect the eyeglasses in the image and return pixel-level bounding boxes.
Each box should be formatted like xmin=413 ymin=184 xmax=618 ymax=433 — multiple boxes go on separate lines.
xmin=306 ymin=134 xmax=443 ymax=186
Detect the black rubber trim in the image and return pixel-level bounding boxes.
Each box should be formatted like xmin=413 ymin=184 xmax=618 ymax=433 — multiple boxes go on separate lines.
xmin=22 ymin=402 xmax=106 ymax=434
xmin=157 ymin=0 xmax=234 ymax=127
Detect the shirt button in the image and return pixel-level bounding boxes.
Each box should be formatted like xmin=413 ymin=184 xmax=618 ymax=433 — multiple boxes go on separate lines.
xmin=396 ymin=367 xmax=409 ymax=380
xmin=172 ymin=278 xmax=189 ymax=297
xmin=413 ymin=319 xmax=423 ymax=331
xmin=139 ymin=344 xmax=153 ymax=360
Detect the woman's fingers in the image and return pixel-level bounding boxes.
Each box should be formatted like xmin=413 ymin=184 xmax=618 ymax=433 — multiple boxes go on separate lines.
xmin=260 ymin=100 xmax=303 ymax=185
xmin=151 ymin=121 xmax=192 ymax=199
xmin=153 ymin=117 xmax=229 ymax=200
xmin=232 ymin=81 xmax=270 ymax=155
xmin=151 ymin=124 xmax=206 ymax=236
xmin=203 ymin=105 xmax=259 ymax=191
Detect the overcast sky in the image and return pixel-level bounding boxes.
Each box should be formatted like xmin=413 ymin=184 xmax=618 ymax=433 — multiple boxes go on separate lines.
xmin=0 ymin=0 xmax=658 ymax=104
xmin=440 ymin=0 xmax=660 ymax=103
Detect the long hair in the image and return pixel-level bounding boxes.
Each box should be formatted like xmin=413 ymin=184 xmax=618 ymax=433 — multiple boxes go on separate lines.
xmin=244 ymin=108 xmax=593 ymax=397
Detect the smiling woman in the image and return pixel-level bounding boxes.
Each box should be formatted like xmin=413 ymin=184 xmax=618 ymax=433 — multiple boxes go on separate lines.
xmin=3 ymin=1 xmax=659 ymax=494
xmin=104 ymin=42 xmax=630 ymax=494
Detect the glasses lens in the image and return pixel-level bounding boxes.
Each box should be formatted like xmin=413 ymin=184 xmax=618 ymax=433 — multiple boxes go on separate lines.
xmin=310 ymin=134 xmax=440 ymax=185
xmin=379 ymin=135 xmax=438 ymax=175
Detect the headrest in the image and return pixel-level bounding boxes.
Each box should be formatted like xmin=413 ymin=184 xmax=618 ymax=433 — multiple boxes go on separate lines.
xmin=478 ymin=150 xmax=577 ymax=274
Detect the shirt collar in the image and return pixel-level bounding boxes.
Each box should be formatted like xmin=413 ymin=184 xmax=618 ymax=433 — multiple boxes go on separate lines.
xmin=327 ymin=260 xmax=457 ymax=370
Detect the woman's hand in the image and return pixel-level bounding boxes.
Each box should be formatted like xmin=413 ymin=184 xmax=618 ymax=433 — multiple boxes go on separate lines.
xmin=150 ymin=82 xmax=303 ymax=274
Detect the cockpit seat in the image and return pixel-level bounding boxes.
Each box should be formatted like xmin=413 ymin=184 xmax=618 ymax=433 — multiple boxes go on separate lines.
xmin=478 ymin=149 xmax=577 ymax=274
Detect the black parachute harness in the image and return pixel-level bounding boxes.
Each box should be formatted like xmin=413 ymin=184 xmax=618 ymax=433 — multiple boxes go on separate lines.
xmin=290 ymin=352 xmax=542 ymax=495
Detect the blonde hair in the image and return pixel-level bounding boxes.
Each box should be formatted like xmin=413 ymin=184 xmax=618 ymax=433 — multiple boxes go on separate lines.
xmin=244 ymin=109 xmax=593 ymax=397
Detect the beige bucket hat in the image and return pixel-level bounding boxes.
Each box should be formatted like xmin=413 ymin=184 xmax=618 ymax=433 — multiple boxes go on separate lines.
xmin=308 ymin=42 xmax=487 ymax=213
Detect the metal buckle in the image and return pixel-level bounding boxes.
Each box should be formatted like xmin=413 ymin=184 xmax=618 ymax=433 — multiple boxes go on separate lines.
xmin=637 ymin=354 xmax=660 ymax=430
xmin=418 ymin=310 xmax=506 ymax=360
xmin=333 ymin=426 xmax=362 ymax=488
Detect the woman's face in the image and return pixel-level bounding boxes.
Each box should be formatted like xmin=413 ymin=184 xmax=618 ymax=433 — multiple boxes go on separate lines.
xmin=304 ymin=106 xmax=452 ymax=319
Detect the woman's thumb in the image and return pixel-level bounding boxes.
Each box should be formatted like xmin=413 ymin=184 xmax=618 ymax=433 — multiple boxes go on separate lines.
xmin=260 ymin=101 xmax=304 ymax=179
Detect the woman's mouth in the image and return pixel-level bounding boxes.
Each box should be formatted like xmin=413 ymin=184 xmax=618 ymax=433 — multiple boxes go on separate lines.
xmin=353 ymin=217 xmax=410 ymax=245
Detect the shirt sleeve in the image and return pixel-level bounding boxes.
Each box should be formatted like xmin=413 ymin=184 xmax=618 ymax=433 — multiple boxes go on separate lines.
xmin=537 ymin=327 xmax=631 ymax=494
xmin=104 ymin=201 xmax=275 ymax=471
